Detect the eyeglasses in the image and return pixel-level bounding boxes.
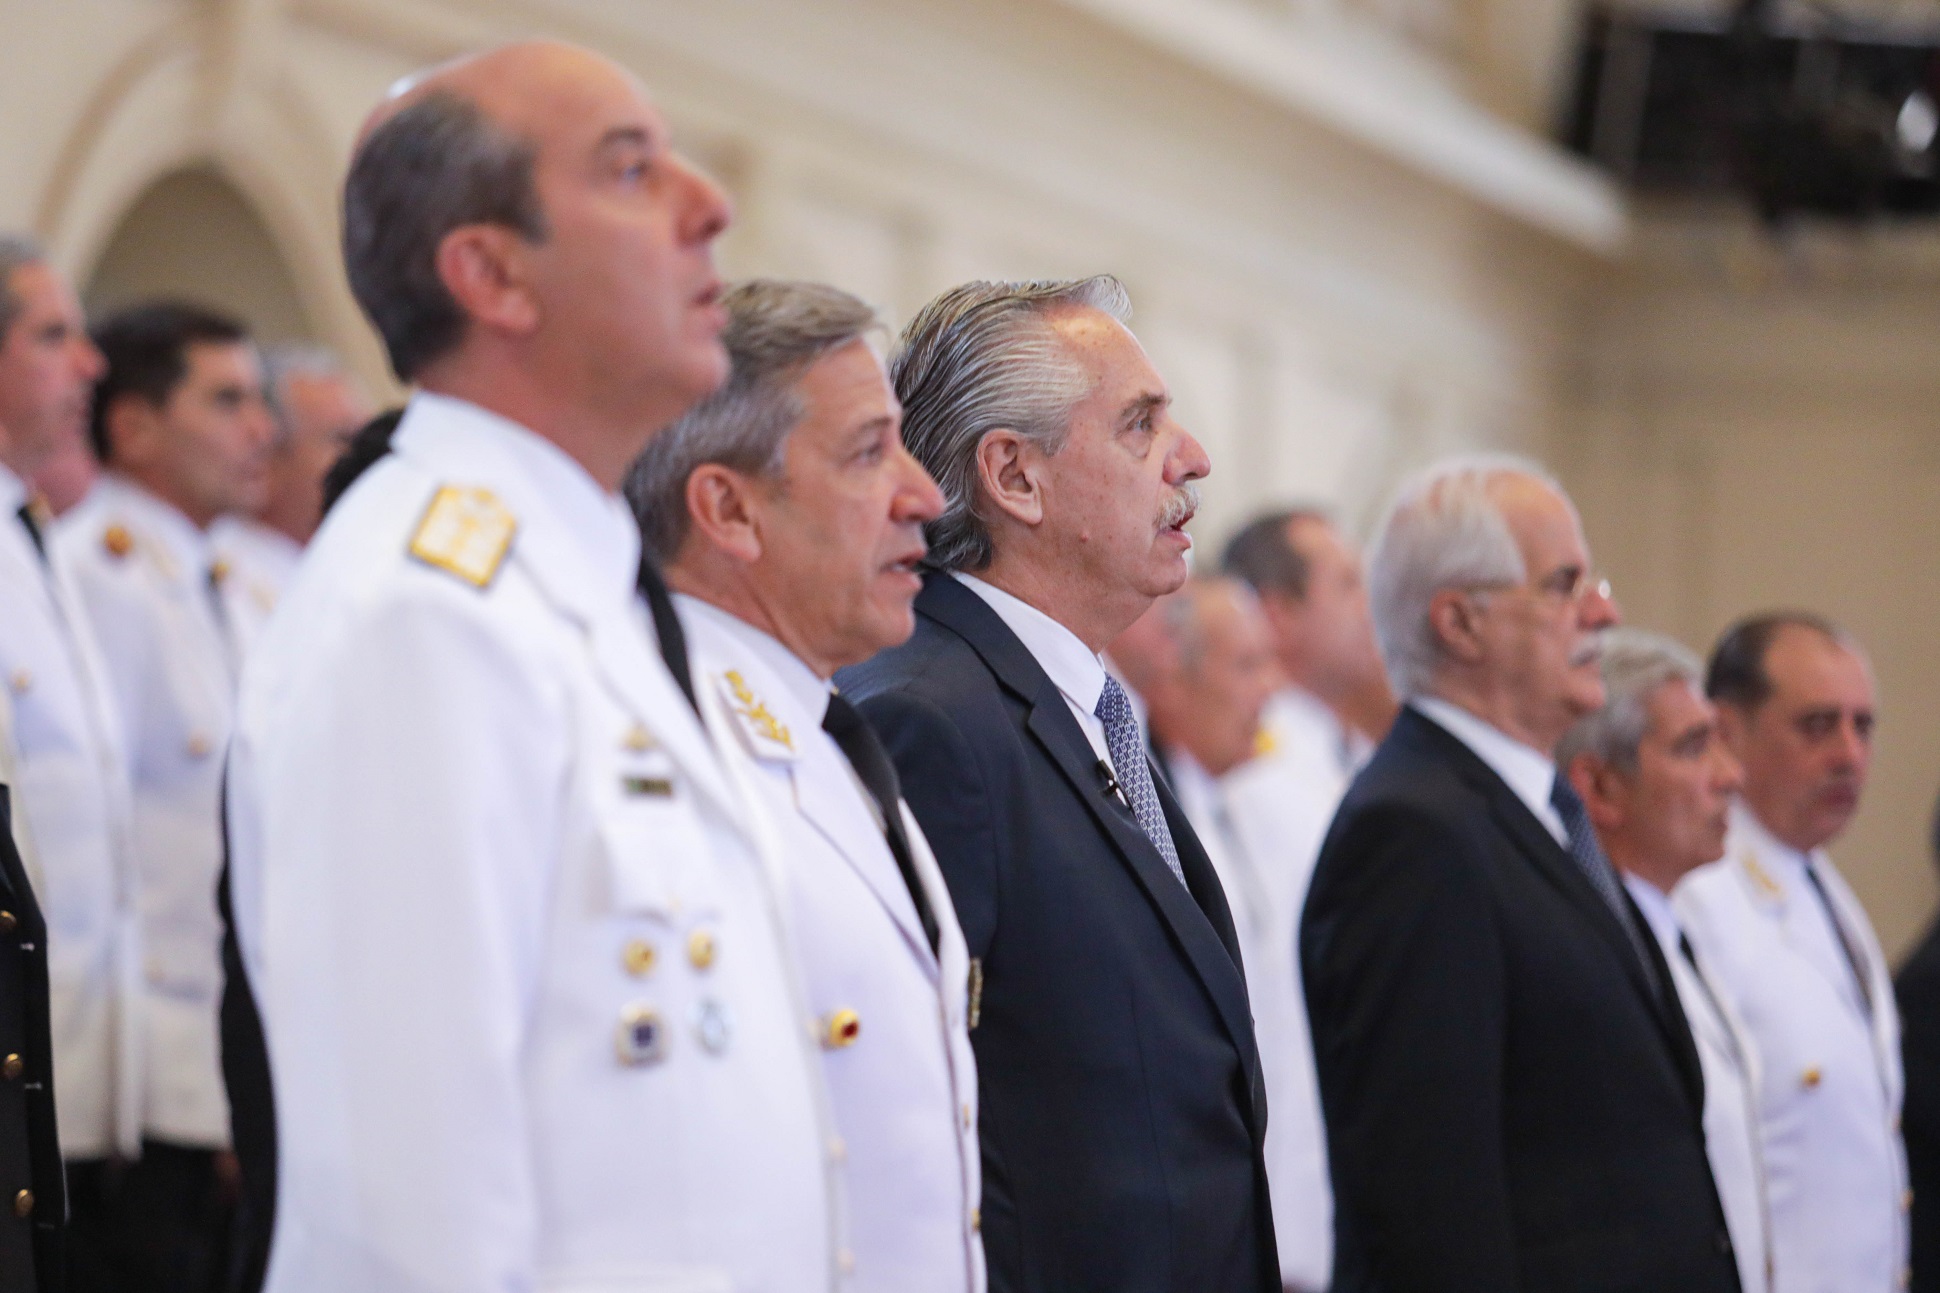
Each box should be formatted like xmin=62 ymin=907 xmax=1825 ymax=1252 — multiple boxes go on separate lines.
xmin=1467 ymin=565 xmax=1613 ymax=606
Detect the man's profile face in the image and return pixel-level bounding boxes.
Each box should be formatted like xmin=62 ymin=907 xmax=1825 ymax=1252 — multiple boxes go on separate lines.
xmin=1723 ymin=626 xmax=1875 ymax=853
xmin=1034 ymin=309 xmax=1208 ymax=606
xmin=744 ymin=339 xmax=942 ymax=674
xmin=1178 ymin=586 xmax=1279 ymax=777
xmin=265 ymin=371 xmax=373 ymax=542
xmin=1284 ymin=516 xmax=1382 ymax=698
xmin=0 ymin=262 xmax=104 ymax=475
xmin=123 ymin=341 xmax=276 ymax=526
xmin=502 ymin=51 xmax=733 ymax=424
xmin=1473 ymin=476 xmax=1619 ymax=748
xmin=1604 ymin=680 xmax=1743 ymax=879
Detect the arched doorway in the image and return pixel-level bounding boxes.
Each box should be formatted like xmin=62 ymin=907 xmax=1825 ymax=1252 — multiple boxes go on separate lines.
xmin=83 ymin=166 xmax=316 ymax=343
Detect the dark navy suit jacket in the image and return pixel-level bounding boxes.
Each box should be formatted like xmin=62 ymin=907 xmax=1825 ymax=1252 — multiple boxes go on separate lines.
xmin=1301 ymin=706 xmax=1741 ymax=1293
xmin=838 ymin=572 xmax=1278 ymax=1293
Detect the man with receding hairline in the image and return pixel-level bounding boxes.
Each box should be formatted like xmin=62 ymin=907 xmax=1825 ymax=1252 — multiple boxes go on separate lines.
xmin=1678 ymin=613 xmax=1907 ymax=1293
xmin=225 ymin=41 xmax=841 ymax=1293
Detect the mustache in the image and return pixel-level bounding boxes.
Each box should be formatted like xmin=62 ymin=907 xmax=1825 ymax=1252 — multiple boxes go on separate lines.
xmin=1569 ymin=629 xmax=1607 ymax=669
xmin=1159 ymin=484 xmax=1201 ymax=530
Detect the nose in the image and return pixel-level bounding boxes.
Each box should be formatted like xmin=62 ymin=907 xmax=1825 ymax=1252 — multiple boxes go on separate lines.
xmin=1580 ymin=579 xmax=1621 ymax=630
xmin=674 ymin=152 xmax=734 ymax=245
xmin=895 ymin=446 xmax=946 ymax=524
xmin=74 ymin=333 xmax=105 ymax=383
xmin=1714 ymin=745 xmax=1745 ymax=796
xmin=1833 ymin=716 xmax=1870 ymax=769
xmin=1168 ymin=424 xmax=1211 ymax=485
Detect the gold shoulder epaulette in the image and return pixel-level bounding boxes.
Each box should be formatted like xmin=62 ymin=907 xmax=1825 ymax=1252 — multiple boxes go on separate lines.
xmin=407 ymin=486 xmax=517 ymax=589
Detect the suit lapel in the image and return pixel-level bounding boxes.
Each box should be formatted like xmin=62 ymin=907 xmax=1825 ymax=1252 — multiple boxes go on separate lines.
xmin=919 ymin=576 xmax=1264 ymax=1111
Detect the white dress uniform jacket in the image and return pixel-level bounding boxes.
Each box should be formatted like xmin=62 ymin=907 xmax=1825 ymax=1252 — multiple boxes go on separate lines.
xmin=1677 ymin=802 xmax=1908 ymax=1293
xmin=209 ymin=515 xmax=300 ymax=656
xmin=679 ymin=598 xmax=984 ymax=1293
xmin=54 ymin=472 xmax=236 ymax=1148
xmin=1627 ymin=873 xmax=1772 ymax=1293
xmin=1180 ymin=719 xmax=1338 ymax=1293
xmin=0 ymin=465 xmax=144 ymax=1159
xmin=226 ymin=394 xmax=839 ymax=1293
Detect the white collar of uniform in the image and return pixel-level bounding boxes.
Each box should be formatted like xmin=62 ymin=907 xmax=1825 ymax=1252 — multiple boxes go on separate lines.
xmin=674 ymin=593 xmax=832 ymax=731
xmin=1412 ymin=694 xmax=1561 ymax=841
xmin=952 ymin=570 xmax=1107 ymax=719
xmin=211 ymin=513 xmax=301 ymax=567
xmin=1161 ymin=743 xmax=1221 ymax=821
xmin=0 ymin=462 xmax=25 ymax=514
xmin=1728 ymin=797 xmax=1824 ymax=889
xmin=91 ymin=472 xmax=215 ymax=584
xmin=391 ymin=392 xmax=639 ymax=601
xmin=1623 ymin=870 xmax=1682 ymax=952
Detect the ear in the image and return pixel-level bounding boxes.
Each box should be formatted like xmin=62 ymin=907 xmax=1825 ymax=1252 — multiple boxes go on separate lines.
xmin=682 ymin=463 xmax=765 ymax=564
xmin=974 ymin=429 xmax=1044 ymax=529
xmin=1425 ymin=587 xmax=1487 ymax=665
xmin=434 ymin=225 xmax=541 ymax=338
xmin=102 ymin=393 xmax=161 ymax=470
xmin=1569 ymin=751 xmax=1627 ymax=832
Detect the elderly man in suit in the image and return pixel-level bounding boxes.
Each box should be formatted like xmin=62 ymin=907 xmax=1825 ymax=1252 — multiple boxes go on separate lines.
xmin=225 ymin=41 xmax=844 ymax=1293
xmin=837 ymin=276 xmax=1277 ymax=1293
xmin=1559 ymin=629 xmax=1768 ymax=1293
xmin=626 ymin=279 xmax=983 ymax=1292
xmin=1678 ymin=614 xmax=1907 ymax=1293
xmin=1301 ymin=454 xmax=1740 ymax=1293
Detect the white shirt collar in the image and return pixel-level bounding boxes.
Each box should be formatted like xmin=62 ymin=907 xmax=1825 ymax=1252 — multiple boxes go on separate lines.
xmin=674 ymin=594 xmax=832 ymax=729
xmin=1623 ymin=871 xmax=1682 ymax=952
xmin=392 ymin=391 xmax=640 ymax=601
xmin=1729 ymin=797 xmax=1822 ymax=881
xmin=0 ymin=464 xmax=25 ymax=514
xmin=953 ymin=571 xmax=1108 ymax=718
xmin=1412 ymin=694 xmax=1565 ymax=844
xmin=92 ymin=473 xmax=216 ymax=582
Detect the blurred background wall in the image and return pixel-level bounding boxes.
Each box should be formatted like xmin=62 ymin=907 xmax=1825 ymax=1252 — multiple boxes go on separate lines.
xmin=4 ymin=0 xmax=1935 ymax=956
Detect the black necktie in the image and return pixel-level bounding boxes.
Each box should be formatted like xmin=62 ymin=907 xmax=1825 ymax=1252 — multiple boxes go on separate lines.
xmin=822 ymin=692 xmax=941 ymax=956
xmin=1803 ymin=862 xmax=1875 ymax=1016
xmin=15 ymin=503 xmax=46 ymax=565
xmin=635 ymin=557 xmax=699 ymax=719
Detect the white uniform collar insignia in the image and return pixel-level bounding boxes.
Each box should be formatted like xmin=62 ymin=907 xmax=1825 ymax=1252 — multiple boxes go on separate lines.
xmin=715 ymin=668 xmax=799 ymax=763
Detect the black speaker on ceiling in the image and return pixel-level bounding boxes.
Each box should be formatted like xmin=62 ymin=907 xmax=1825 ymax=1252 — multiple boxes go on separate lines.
xmin=1564 ymin=2 xmax=1940 ymax=221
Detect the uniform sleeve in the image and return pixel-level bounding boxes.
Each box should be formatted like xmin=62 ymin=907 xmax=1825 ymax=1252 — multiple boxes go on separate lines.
xmin=1299 ymin=803 xmax=1519 ymax=1291
xmin=853 ymin=690 xmax=999 ymax=960
xmin=230 ymin=582 xmax=569 ymax=1293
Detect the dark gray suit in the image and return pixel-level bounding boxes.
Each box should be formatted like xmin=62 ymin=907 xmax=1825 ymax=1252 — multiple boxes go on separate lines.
xmin=837 ymin=572 xmax=1277 ymax=1293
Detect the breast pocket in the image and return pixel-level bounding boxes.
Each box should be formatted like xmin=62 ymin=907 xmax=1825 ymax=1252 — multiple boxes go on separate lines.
xmin=597 ymin=752 xmax=723 ymax=924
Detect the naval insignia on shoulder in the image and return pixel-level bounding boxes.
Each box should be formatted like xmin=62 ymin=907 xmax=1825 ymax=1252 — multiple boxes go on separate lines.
xmin=715 ymin=669 xmax=796 ymax=761
xmin=407 ymin=485 xmax=516 ymax=589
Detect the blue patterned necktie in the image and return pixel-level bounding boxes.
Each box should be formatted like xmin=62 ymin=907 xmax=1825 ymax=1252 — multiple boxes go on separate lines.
xmin=1550 ymin=775 xmax=1660 ymax=995
xmin=1095 ymin=674 xmax=1186 ymax=888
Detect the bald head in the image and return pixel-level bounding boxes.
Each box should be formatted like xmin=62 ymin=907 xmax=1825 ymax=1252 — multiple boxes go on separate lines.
xmin=342 ymin=40 xmax=734 ymax=486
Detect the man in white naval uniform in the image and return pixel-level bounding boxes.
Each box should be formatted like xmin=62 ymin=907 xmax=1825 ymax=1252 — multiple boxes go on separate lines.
xmin=210 ymin=344 xmax=373 ymax=652
xmin=630 ymin=279 xmax=983 ymax=1292
xmin=227 ymin=43 xmax=840 ymax=1293
xmin=1679 ymin=613 xmax=1906 ymax=1293
xmin=52 ymin=299 xmax=274 ymax=1289
xmin=0 ymin=240 xmax=144 ymax=1223
xmin=1559 ymin=629 xmax=1770 ymax=1293
xmin=1111 ymin=577 xmax=1327 ymax=1293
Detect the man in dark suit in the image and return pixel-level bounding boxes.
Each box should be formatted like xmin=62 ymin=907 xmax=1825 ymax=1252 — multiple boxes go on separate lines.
xmin=1300 ymin=456 xmax=1741 ymax=1293
xmin=0 ymin=777 xmax=67 ymax=1291
xmin=838 ymin=276 xmax=1278 ymax=1293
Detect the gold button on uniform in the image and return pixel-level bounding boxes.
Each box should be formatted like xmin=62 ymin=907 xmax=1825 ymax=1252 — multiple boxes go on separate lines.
xmin=621 ymin=939 xmax=657 ymax=977
xmin=622 ymin=723 xmax=655 ymax=753
xmin=1905 ymin=1188 xmax=1916 ymax=1212
xmin=1802 ymin=1066 xmax=1824 ymax=1089
xmin=186 ymin=733 xmax=214 ymax=760
xmin=11 ymin=1190 xmax=30 ymax=1219
xmin=687 ymin=929 xmax=717 ymax=971
xmin=971 ymin=1207 xmax=981 ymax=1233
xmin=6 ymin=671 xmax=28 ymax=696
xmin=0 ymin=912 xmax=17 ymax=935
xmin=820 ymin=1008 xmax=861 ymax=1050
xmin=102 ymin=525 xmax=132 ymax=559
xmin=2 ymin=1055 xmax=23 ymax=1081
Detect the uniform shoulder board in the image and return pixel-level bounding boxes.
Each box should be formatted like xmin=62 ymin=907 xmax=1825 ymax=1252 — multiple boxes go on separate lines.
xmin=407 ymin=485 xmax=517 ymax=589
xmin=716 ymin=669 xmax=797 ymax=762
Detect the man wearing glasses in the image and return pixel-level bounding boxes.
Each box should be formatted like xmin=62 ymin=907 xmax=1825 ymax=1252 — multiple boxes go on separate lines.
xmin=1300 ymin=455 xmax=1743 ymax=1293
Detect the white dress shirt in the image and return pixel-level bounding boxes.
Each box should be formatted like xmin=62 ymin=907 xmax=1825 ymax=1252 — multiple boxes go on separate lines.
xmin=0 ymin=464 xmax=143 ymax=1158
xmin=952 ymin=573 xmax=1109 ymax=763
xmin=56 ymin=473 xmax=237 ymax=1147
xmin=1627 ymin=872 xmax=1772 ymax=1293
xmin=227 ymin=393 xmax=840 ymax=1292
xmin=681 ymin=597 xmax=984 ymax=1293
xmin=1677 ymin=802 xmax=1907 ymax=1293
xmin=1411 ymin=695 xmax=1566 ymax=845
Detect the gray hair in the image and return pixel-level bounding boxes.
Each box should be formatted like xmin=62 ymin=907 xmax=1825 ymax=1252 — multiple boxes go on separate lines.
xmin=0 ymin=236 xmax=46 ymax=340
xmin=260 ymin=343 xmax=353 ymax=448
xmin=343 ymin=90 xmax=548 ymax=381
xmin=624 ymin=280 xmax=879 ymax=564
xmin=1557 ymin=629 xmax=1705 ymax=773
xmin=891 ymin=275 xmax=1131 ymax=572
xmin=1367 ymin=453 xmax=1558 ymax=698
